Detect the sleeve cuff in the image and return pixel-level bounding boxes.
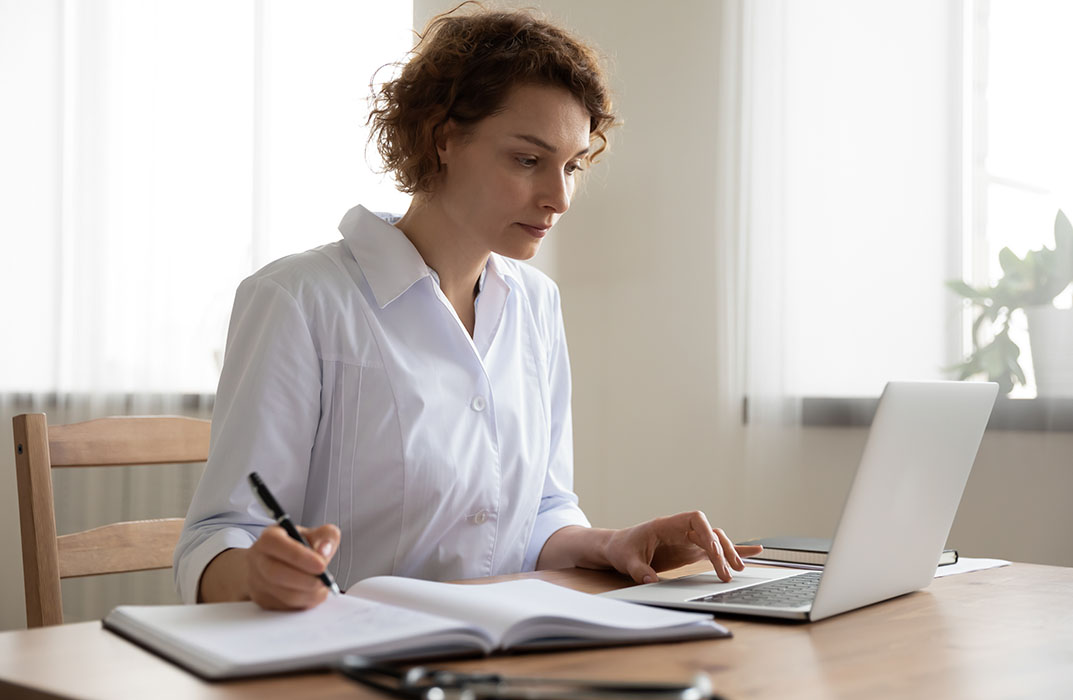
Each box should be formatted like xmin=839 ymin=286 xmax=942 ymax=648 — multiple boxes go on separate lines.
xmin=175 ymin=527 xmax=258 ymax=604
xmin=522 ymin=503 xmax=591 ymax=572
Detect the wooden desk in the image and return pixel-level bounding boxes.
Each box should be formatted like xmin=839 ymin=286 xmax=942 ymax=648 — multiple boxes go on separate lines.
xmin=1 ymin=562 xmax=1071 ymax=699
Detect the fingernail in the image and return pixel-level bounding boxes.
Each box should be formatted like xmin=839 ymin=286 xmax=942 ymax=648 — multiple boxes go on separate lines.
xmin=319 ymin=541 xmax=333 ymax=557
xmin=643 ymin=575 xmax=657 ymax=584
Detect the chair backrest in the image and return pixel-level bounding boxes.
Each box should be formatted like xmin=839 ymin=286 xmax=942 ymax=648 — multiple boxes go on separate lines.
xmin=11 ymin=413 xmax=210 ymax=627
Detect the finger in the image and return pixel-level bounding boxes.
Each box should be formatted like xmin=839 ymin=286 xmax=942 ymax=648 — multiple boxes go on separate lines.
xmin=255 ymin=526 xmax=329 ymax=576
xmin=249 ymin=552 xmax=332 ymax=608
xmin=251 ymin=575 xmax=330 ymax=611
xmin=305 ymin=523 xmax=341 ymax=561
xmin=250 ymin=577 xmax=304 ymax=610
xmin=247 ymin=549 xmax=321 ymax=609
xmin=624 ymin=557 xmax=660 ymax=585
xmin=734 ymin=544 xmax=765 ymax=559
xmin=250 ymin=550 xmax=328 ymax=595
xmin=249 ymin=585 xmax=291 ymax=611
xmin=713 ymin=528 xmax=745 ymax=571
xmin=687 ymin=512 xmax=732 ymax=581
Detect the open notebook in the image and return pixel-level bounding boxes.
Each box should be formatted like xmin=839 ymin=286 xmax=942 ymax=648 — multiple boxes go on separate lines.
xmin=104 ymin=576 xmax=728 ymax=679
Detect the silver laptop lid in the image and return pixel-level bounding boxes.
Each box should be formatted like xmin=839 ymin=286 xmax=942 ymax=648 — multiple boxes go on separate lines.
xmin=599 ymin=380 xmax=997 ymax=621
xmin=809 ymin=380 xmax=997 ymax=620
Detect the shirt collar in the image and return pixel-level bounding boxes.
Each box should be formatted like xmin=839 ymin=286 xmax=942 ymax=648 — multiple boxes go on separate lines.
xmin=340 ymin=204 xmax=521 ymax=308
xmin=484 ymin=252 xmax=518 ymax=287
xmin=339 ymin=205 xmax=431 ymax=309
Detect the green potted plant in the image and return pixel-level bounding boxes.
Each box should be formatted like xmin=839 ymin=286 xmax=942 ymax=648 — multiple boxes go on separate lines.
xmin=946 ymin=210 xmax=1073 ymax=395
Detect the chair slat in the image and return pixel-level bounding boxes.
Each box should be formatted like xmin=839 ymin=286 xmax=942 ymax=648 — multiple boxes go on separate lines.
xmin=12 ymin=413 xmax=64 ymax=627
xmin=47 ymin=416 xmax=210 ymax=467
xmin=57 ymin=519 xmax=186 ymax=578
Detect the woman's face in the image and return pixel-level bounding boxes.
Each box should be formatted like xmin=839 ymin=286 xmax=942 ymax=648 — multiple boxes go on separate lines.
xmin=433 ymin=83 xmax=592 ymax=261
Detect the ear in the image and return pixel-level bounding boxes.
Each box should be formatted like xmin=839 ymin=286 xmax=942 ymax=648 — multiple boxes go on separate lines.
xmin=435 ymin=119 xmax=457 ymax=166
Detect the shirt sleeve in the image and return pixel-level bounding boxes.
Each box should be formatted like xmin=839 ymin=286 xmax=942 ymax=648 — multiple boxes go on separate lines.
xmin=523 ymin=285 xmax=591 ymax=572
xmin=173 ymin=275 xmax=322 ymax=603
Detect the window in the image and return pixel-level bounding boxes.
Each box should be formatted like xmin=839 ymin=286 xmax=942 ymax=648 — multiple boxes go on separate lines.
xmin=964 ymin=0 xmax=1073 ymax=398
xmin=1 ymin=0 xmax=413 ymax=395
xmin=740 ymin=0 xmax=1071 ymax=407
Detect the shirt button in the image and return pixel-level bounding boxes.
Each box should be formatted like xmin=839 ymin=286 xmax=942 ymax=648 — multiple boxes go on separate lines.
xmin=471 ymin=396 xmax=487 ymax=412
xmin=473 ymin=510 xmax=488 ymax=525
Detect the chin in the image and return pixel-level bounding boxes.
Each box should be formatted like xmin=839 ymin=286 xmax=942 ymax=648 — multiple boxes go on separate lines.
xmin=496 ymin=241 xmax=542 ymax=261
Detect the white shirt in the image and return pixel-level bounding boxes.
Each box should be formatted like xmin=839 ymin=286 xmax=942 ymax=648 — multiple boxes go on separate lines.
xmin=174 ymin=205 xmax=590 ymax=603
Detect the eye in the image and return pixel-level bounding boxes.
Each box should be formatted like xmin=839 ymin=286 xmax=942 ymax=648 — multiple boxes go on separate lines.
xmin=565 ymin=161 xmax=584 ymax=175
xmin=515 ymin=155 xmax=538 ymax=168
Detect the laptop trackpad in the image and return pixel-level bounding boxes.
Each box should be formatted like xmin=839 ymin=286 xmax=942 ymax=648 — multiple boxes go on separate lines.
xmin=601 ymin=566 xmax=801 ymax=604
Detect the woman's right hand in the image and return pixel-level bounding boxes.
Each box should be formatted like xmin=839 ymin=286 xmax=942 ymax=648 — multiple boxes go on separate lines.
xmin=246 ymin=523 xmax=341 ymax=609
xmin=198 ymin=523 xmax=341 ymax=609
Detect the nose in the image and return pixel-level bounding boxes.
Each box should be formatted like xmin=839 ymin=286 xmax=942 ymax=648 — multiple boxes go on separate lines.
xmin=539 ymin=170 xmax=572 ymax=216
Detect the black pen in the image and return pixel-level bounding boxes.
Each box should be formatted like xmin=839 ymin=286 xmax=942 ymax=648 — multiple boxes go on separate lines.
xmin=248 ymin=471 xmax=341 ymax=596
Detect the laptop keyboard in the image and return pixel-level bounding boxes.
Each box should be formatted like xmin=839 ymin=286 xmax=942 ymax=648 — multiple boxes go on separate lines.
xmin=693 ymin=570 xmax=822 ymax=608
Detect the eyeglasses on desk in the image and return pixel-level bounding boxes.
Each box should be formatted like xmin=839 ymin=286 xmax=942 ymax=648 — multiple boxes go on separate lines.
xmin=336 ymin=655 xmax=726 ymax=700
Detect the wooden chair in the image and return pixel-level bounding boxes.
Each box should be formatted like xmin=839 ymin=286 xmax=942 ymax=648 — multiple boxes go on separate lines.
xmin=11 ymin=413 xmax=210 ymax=627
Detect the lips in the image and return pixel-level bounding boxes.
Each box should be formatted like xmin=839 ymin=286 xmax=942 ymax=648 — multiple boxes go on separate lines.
xmin=517 ymin=222 xmax=550 ymax=239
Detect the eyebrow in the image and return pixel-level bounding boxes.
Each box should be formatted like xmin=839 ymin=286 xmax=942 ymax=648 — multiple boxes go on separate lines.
xmin=512 ymin=133 xmax=590 ymax=158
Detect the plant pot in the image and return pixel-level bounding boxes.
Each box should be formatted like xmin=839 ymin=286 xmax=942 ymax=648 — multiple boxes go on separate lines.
xmin=1025 ymin=306 xmax=1073 ymax=397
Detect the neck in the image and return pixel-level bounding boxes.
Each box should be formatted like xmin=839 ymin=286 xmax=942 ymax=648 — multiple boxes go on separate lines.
xmin=395 ymin=196 xmax=488 ymax=302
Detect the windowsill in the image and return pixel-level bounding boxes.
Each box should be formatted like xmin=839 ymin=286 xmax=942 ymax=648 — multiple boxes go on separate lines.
xmin=799 ymin=396 xmax=1073 ymax=431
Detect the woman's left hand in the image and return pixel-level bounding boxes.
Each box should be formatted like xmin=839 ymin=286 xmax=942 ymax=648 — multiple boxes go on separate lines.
xmin=602 ymin=511 xmax=764 ymax=584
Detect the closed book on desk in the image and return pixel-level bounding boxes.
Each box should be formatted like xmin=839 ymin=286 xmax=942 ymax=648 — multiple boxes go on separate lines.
xmin=103 ymin=576 xmax=728 ymax=680
xmin=737 ymin=536 xmax=958 ymax=568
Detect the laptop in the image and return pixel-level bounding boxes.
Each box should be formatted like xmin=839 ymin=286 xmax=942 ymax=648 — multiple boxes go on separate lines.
xmin=601 ymin=380 xmax=998 ymax=622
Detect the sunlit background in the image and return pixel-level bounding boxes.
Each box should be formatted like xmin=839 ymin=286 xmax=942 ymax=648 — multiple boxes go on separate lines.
xmin=3 ymin=0 xmax=412 ymax=394
xmin=1 ymin=0 xmax=1070 ymax=630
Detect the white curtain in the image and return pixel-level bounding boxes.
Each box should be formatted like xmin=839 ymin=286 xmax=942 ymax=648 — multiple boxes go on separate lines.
xmin=2 ymin=0 xmax=411 ymax=396
xmin=0 ymin=0 xmax=411 ymax=627
xmin=729 ymin=0 xmax=1072 ymax=429
xmin=730 ymin=0 xmax=968 ymax=426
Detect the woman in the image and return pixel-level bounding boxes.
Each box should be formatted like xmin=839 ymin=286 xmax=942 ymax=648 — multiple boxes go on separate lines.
xmin=175 ymin=6 xmax=761 ymax=610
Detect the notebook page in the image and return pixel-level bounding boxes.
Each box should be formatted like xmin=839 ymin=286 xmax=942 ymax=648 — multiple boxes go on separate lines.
xmin=107 ymin=593 xmax=487 ymax=677
xmin=349 ymin=576 xmax=716 ymax=647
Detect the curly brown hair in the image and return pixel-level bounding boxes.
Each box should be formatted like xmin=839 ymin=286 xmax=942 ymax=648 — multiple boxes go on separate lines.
xmin=368 ymin=3 xmax=616 ymax=195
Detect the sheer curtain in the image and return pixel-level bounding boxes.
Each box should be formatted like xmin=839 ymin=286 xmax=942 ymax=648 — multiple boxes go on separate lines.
xmin=712 ymin=0 xmax=968 ymax=534
xmin=730 ymin=0 xmax=1072 ymax=422
xmin=730 ymin=0 xmax=966 ymax=426
xmin=0 ymin=0 xmax=411 ymax=628
xmin=719 ymin=1 xmax=1072 ymax=557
